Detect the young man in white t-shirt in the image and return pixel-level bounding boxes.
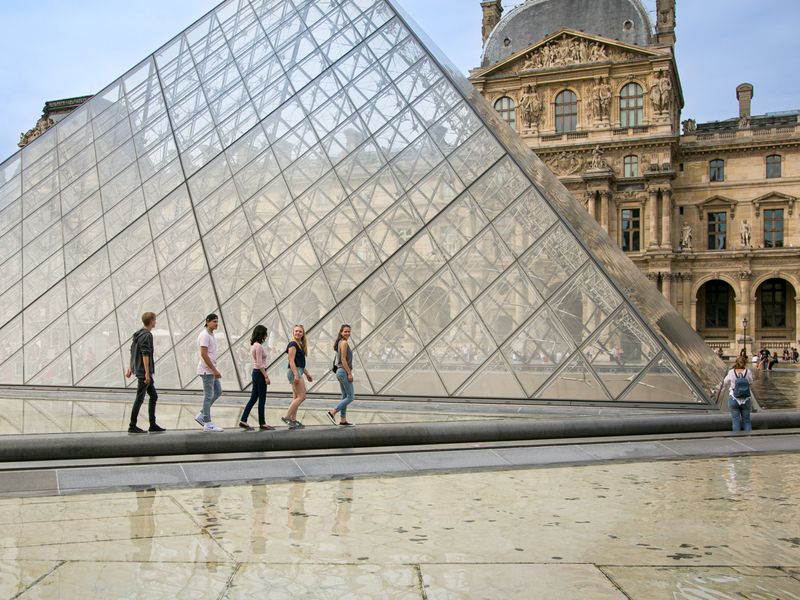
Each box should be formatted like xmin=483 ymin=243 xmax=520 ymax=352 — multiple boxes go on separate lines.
xmin=196 ymin=313 xmax=223 ymax=432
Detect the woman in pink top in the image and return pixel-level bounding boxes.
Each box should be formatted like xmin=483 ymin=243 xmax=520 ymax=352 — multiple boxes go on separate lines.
xmin=239 ymin=325 xmax=273 ymax=430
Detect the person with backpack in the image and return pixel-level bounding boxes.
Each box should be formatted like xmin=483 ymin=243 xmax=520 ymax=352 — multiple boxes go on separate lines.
xmin=723 ymin=355 xmax=753 ymax=432
xmin=326 ymin=324 xmax=355 ymax=427
xmin=125 ymin=311 xmax=165 ymax=433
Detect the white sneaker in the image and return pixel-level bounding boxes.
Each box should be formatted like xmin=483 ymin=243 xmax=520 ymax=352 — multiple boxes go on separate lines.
xmin=194 ymin=412 xmax=204 ymax=427
xmin=203 ymin=422 xmax=223 ymax=432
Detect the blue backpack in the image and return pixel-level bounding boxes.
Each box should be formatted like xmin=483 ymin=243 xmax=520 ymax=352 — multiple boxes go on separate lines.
xmin=733 ymin=370 xmax=751 ymax=399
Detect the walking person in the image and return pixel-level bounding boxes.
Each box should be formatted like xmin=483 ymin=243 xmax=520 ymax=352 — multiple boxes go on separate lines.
xmin=196 ymin=313 xmax=224 ymax=432
xmin=723 ymin=355 xmax=753 ymax=433
xmin=327 ymin=324 xmax=355 ymax=426
xmin=282 ymin=324 xmax=312 ymax=429
xmin=125 ymin=311 xmax=165 ymax=433
xmin=239 ymin=325 xmax=274 ymax=431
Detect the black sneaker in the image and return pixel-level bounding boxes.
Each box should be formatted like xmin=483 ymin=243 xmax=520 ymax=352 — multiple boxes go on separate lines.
xmin=289 ymin=420 xmax=305 ymax=429
xmin=128 ymin=425 xmax=146 ymax=434
xmin=281 ymin=416 xmax=292 ymax=427
xmin=148 ymin=424 xmax=166 ymax=433
xmin=326 ymin=410 xmax=337 ymax=425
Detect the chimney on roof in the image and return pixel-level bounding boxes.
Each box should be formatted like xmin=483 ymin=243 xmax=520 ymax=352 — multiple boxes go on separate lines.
xmin=481 ymin=1 xmax=503 ymax=47
xmin=736 ymin=83 xmax=754 ymax=128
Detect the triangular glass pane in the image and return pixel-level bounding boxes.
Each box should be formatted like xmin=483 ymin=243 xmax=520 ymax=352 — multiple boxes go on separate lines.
xmin=582 ymin=307 xmax=660 ymax=399
xmin=493 ymin=189 xmax=557 ymax=257
xmin=550 ymin=264 xmax=623 ymax=346
xmin=456 ymin=351 xmax=526 ymax=399
xmin=428 ymin=192 xmax=487 ymax=259
xmin=451 ymin=228 xmax=514 ymax=300
xmin=428 ymin=308 xmax=497 ymax=394
xmin=350 ymin=166 xmax=404 ymax=228
xmin=475 ymin=264 xmax=543 ymax=346
xmin=278 ymin=271 xmax=335 ymax=331
xmin=366 ymin=198 xmax=422 ymax=262
xmin=404 ymin=266 xmax=468 ymax=345
xmin=0 ymin=315 xmax=23 ymax=365
xmin=337 ymin=267 xmax=401 ymax=341
xmin=537 ymin=354 xmax=610 ymax=402
xmin=383 ymin=230 xmax=445 ymax=301
xmin=220 ymin=273 xmax=277 ymax=344
xmin=359 ymin=307 xmax=424 ymax=392
xmin=23 ymin=313 xmax=70 ymax=382
xmin=23 ymin=282 xmax=67 ymax=343
xmin=325 ymin=234 xmax=381 ymax=301
xmin=407 ymin=161 xmax=464 ymax=224
xmin=211 ymin=240 xmax=263 ymax=303
xmin=159 ymin=242 xmax=208 ymax=305
xmin=266 ymin=239 xmax=320 ymax=303
xmin=27 ymin=349 xmax=73 ymax=387
xmin=68 ymin=279 xmax=114 ymax=342
xmin=294 ymin=170 xmax=347 ymax=229
xmin=381 ymin=350 xmax=447 ymax=397
xmin=0 ymin=348 xmax=24 ymax=385
xmin=253 ymin=204 xmax=305 ymax=267
xmin=77 ymin=349 xmax=125 ymax=388
xmin=620 ymin=354 xmax=705 ymax=404
xmin=520 ymin=224 xmax=588 ymax=300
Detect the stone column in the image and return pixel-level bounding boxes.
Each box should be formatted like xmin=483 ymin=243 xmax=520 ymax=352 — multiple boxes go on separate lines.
xmin=600 ymin=190 xmax=610 ymax=231
xmin=690 ymin=299 xmax=698 ymax=330
xmin=602 ymin=191 xmax=613 ymax=238
xmin=586 ymin=191 xmax=596 ymax=221
xmin=647 ymin=188 xmax=659 ymax=248
xmin=661 ymin=273 xmax=672 ymax=305
xmin=795 ymin=298 xmax=800 ymax=346
xmin=661 ymin=188 xmax=672 ymax=250
xmin=681 ymin=273 xmax=693 ymax=322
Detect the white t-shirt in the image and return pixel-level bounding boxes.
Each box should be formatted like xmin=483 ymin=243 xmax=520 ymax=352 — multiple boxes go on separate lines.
xmin=723 ymin=368 xmax=753 ymax=404
xmin=196 ymin=329 xmax=217 ymax=375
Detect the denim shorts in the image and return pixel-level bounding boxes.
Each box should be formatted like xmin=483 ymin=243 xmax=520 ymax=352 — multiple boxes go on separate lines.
xmin=287 ymin=367 xmax=304 ymax=383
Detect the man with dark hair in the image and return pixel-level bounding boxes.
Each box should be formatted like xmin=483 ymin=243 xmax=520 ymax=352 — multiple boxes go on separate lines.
xmin=196 ymin=313 xmax=223 ymax=432
xmin=126 ymin=311 xmax=165 ymax=433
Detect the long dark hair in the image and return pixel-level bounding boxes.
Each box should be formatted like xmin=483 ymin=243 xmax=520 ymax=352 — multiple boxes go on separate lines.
xmin=250 ymin=325 xmax=268 ymax=345
xmin=333 ymin=324 xmax=351 ymax=351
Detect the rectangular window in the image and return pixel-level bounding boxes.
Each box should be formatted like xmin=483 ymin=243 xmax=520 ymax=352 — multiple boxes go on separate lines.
xmin=621 ymin=208 xmax=640 ymax=252
xmin=707 ymin=211 xmax=726 ymax=250
xmin=766 ymin=155 xmax=781 ymax=179
xmin=764 ymin=208 xmax=784 ymax=248
xmin=709 ymin=159 xmax=724 ymax=182
xmin=761 ymin=280 xmax=787 ymax=328
xmin=704 ymin=282 xmax=730 ymax=329
xmin=623 ymin=156 xmax=638 ymax=177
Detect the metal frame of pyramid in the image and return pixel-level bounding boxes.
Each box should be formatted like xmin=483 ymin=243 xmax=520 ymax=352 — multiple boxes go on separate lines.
xmin=0 ymin=0 xmax=724 ymax=404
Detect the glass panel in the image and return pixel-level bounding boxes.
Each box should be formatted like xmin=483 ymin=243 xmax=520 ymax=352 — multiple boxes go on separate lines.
xmin=451 ymin=228 xmax=514 ymax=300
xmin=0 ymin=348 xmax=24 ymax=385
xmin=0 ymin=315 xmax=23 ymax=365
xmin=242 ymin=176 xmax=293 ymax=233
xmin=26 ymin=349 xmax=72 ymax=387
xmin=358 ymin=308 xmax=423 ymax=392
xmin=23 ymin=195 xmax=61 ymax=244
xmin=62 ymin=192 xmax=102 ymax=243
xmin=0 ymin=252 xmax=22 ymax=287
xmin=324 ymin=234 xmax=380 ymax=301
xmin=253 ymin=204 xmax=305 ymax=266
xmin=23 ymin=314 xmax=70 ymax=383
xmin=308 ymin=202 xmax=362 ymax=263
xmin=23 ymin=282 xmax=67 ymax=343
xmin=493 ymin=189 xmax=557 ymax=257
xmin=211 ymin=240 xmax=263 ymax=303
xmin=23 ymin=251 xmax=64 ymax=305
xmin=380 ymin=350 xmax=446 ymax=397
xmin=537 ymin=354 xmax=610 ymax=401
xmin=346 ymin=167 xmax=401 ymax=225
xmin=67 ymin=248 xmax=110 ymax=305
xmin=321 ymin=114 xmax=370 ymax=167
xmin=203 ymin=208 xmax=250 ymax=266
xmin=619 ymin=354 xmax=704 ymax=404
xmin=278 ymin=271 xmax=335 ymax=330
xmin=0 ymin=285 xmax=22 ymax=339
xmin=71 ymin=313 xmax=121 ymax=383
xmin=153 ymin=212 xmax=201 ymax=270
xmin=503 ymin=306 xmax=575 ymax=397
xmin=107 ymin=216 xmax=150 ymax=270
xmin=221 ymin=274 xmax=277 ymax=344
xmin=383 ymin=231 xmax=444 ymax=301
xmin=520 ymin=224 xmax=588 ymax=300
xmin=194 ymin=180 xmax=241 ymax=235
xmin=475 ymin=264 xmax=543 ymax=346
xmin=365 ymin=18 xmax=408 ymax=61
xmin=266 ymin=239 xmax=320 ymax=303
xmin=23 ymin=222 xmax=62 ymax=275
xmin=100 ymin=162 xmax=140 ymax=213
xmin=64 ymin=218 xmax=106 ymax=272
xmin=142 ymin=158 xmax=184 ymax=209
xmin=395 ymin=57 xmax=441 ymax=102
xmin=390 ymin=133 xmax=444 ymax=189
xmin=180 ymin=129 xmax=224 ymax=176
xmin=225 ymin=123 xmax=270 ymax=174
xmin=412 ymin=79 xmax=460 ymax=126
xmin=139 ymin=137 xmax=179 ymax=182
xmin=104 ymin=188 xmax=146 ymax=240
xmin=94 ymin=118 xmax=133 ymax=162
xmin=0 ymin=225 xmax=21 ymax=265
xmin=310 ymin=90 xmax=356 ymax=138
xmin=428 ymin=308 xmax=496 ymax=394
xmin=69 ymin=279 xmax=115 ymax=342
xmin=429 ymin=103 xmax=481 ymax=156
xmin=582 ymin=307 xmax=659 ymax=399
xmin=428 ymin=192 xmax=487 ymax=259
xmin=272 ymin=120 xmax=320 ymax=170
xmin=407 ymin=161 xmax=464 ymax=224
xmin=447 ymin=129 xmax=504 ymax=187
xmin=78 ymin=351 xmax=125 ymax=388
xmin=294 ymin=170 xmax=347 ymax=229
xmin=374 ymin=106 xmax=424 ymax=160
xmin=404 ymin=266 xmax=468 ymax=345
xmin=361 ymin=86 xmax=406 ymax=135
xmin=366 ymin=197 xmax=421 ymax=261
xmin=456 ymin=352 xmax=526 ymax=399
xmin=61 ymin=168 xmax=100 ymax=215
xmin=97 ymin=139 xmax=137 ymax=186
xmin=283 ymin=147 xmax=333 ymax=198
xmin=22 ymin=173 xmax=59 ymax=218
xmin=549 ymin=264 xmax=623 ymax=346
xmin=187 ymin=152 xmax=233 ymax=203
xmin=337 ymin=268 xmax=400 ymax=340
xmin=0 ymin=200 xmax=21 ymax=239
xmin=111 ymin=245 xmax=158 ymax=305
xmin=160 ymin=242 xmax=208 ymax=304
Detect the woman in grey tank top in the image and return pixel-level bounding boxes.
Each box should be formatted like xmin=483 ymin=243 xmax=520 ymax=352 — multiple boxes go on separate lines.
xmin=326 ymin=324 xmax=355 ymax=426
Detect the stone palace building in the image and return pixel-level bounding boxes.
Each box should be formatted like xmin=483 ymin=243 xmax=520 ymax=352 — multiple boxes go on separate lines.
xmin=471 ymin=0 xmax=800 ymax=356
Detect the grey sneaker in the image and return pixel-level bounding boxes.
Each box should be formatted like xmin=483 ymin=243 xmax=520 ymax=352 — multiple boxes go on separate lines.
xmin=194 ymin=412 xmax=205 ymax=427
xmin=289 ymin=420 xmax=304 ymax=430
xmin=281 ymin=416 xmax=292 ymax=427
xmin=203 ymin=422 xmax=223 ymax=432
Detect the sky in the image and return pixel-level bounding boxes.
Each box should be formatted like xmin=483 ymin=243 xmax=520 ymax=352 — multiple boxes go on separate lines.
xmin=1 ymin=0 xmax=798 ymax=163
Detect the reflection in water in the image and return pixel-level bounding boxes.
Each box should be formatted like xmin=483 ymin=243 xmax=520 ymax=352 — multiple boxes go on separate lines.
xmin=288 ymin=481 xmax=308 ymax=542
xmin=130 ymin=491 xmax=155 ymax=563
xmin=333 ymin=479 xmax=354 ymax=537
xmin=250 ymin=484 xmax=269 ymax=555
xmin=723 ymin=458 xmax=752 ymax=497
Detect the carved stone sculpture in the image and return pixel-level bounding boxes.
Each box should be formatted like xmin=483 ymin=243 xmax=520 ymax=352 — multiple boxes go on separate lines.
xmin=649 ymin=71 xmax=673 ymax=118
xmin=18 ymin=115 xmax=55 ymax=148
xmin=545 ymin=151 xmax=584 ymax=176
xmin=680 ymin=223 xmax=693 ymax=250
xmin=590 ymin=77 xmax=613 ymax=123
xmin=740 ymin=219 xmax=752 ymax=248
xmin=681 ymin=118 xmax=696 ymax=134
xmin=589 ymin=145 xmax=609 ymax=170
xmin=519 ymin=84 xmax=544 ymax=131
xmin=521 ymin=34 xmax=633 ymax=71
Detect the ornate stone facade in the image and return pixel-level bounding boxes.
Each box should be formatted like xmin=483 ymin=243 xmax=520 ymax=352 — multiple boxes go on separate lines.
xmin=472 ymin=0 xmax=800 ymax=354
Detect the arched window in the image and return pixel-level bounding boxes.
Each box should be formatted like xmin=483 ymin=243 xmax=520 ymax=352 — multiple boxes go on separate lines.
xmin=709 ymin=159 xmax=725 ymax=182
xmin=766 ymin=154 xmax=782 ymax=178
xmin=704 ymin=281 xmax=731 ymax=329
xmin=761 ymin=279 xmax=787 ymax=328
xmin=554 ymin=90 xmax=578 ymax=133
xmin=494 ymin=96 xmax=516 ymax=130
xmin=623 ymin=155 xmax=638 ymax=178
xmin=619 ymin=82 xmax=643 ymax=127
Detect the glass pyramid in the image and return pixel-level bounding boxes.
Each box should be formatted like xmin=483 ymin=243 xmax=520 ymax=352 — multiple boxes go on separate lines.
xmin=0 ymin=0 xmax=724 ymax=404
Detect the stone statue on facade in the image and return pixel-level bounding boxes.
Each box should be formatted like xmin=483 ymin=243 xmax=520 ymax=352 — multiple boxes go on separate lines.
xmin=680 ymin=223 xmax=693 ymax=250
xmin=681 ymin=118 xmax=696 ymax=134
xmin=740 ymin=219 xmax=752 ymax=248
xmin=519 ymin=84 xmax=544 ymax=131
xmin=545 ymin=151 xmax=584 ymax=176
xmin=521 ymin=35 xmax=621 ymax=71
xmin=589 ymin=145 xmax=609 ymax=170
xmin=590 ymin=76 xmax=613 ymax=123
xmin=649 ymin=71 xmax=673 ymax=119
xmin=658 ymin=5 xmax=676 ymax=31
xmin=18 ymin=115 xmax=55 ymax=148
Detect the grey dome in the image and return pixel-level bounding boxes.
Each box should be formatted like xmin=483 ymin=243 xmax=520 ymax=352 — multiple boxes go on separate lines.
xmin=481 ymin=0 xmax=653 ymax=67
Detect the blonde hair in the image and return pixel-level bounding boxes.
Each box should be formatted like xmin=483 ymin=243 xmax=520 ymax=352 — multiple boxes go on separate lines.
xmin=292 ymin=324 xmax=308 ymax=354
xmin=734 ymin=356 xmax=748 ymax=370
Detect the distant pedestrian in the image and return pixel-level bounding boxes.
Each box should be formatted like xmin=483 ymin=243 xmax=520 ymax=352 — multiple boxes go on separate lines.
xmin=125 ymin=311 xmax=165 ymax=433
xmin=196 ymin=313 xmax=223 ymax=432
xmin=282 ymin=324 xmax=312 ymax=429
xmin=723 ymin=355 xmax=753 ymax=433
xmin=327 ymin=324 xmax=355 ymax=427
xmin=239 ymin=325 xmax=274 ymax=431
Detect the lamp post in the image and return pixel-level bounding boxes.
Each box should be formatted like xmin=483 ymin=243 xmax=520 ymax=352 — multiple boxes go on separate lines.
xmin=742 ymin=317 xmax=748 ymax=357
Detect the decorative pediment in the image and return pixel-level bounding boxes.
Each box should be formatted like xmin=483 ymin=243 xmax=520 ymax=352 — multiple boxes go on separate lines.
xmin=698 ymin=195 xmax=737 ymax=220
xmin=476 ymin=29 xmax=661 ymax=78
xmin=752 ymin=192 xmax=796 ymax=217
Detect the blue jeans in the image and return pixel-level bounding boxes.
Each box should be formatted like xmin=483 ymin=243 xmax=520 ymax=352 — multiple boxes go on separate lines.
xmin=241 ymin=369 xmax=267 ymax=425
xmin=335 ymin=368 xmax=354 ymax=418
xmin=287 ymin=367 xmax=304 ymax=383
xmin=728 ymin=396 xmax=752 ymax=432
xmin=201 ymin=374 xmax=222 ymax=423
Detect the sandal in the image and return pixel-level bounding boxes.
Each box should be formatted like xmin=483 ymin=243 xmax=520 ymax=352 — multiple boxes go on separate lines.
xmin=238 ymin=421 xmax=254 ymax=431
xmin=259 ymin=424 xmax=275 ymax=431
